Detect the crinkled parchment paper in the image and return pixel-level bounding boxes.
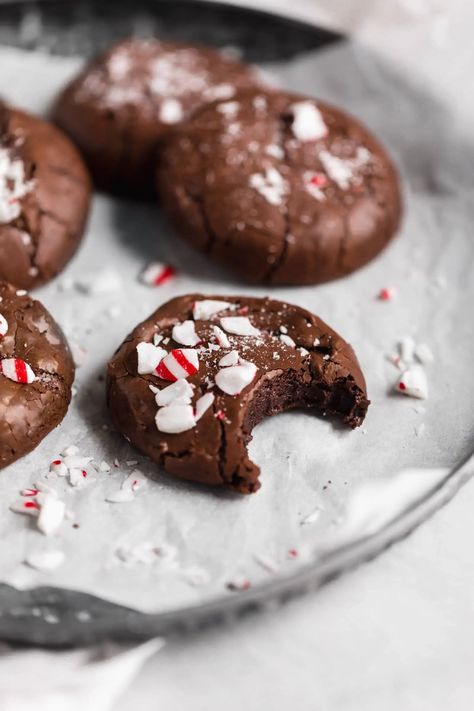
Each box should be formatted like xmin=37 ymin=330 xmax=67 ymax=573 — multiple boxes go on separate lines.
xmin=0 ymin=37 xmax=472 ymax=612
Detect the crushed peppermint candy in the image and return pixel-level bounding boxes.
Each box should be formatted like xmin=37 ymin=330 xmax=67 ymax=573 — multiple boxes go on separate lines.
xmin=215 ymin=359 xmax=257 ymax=396
xmin=319 ymin=146 xmax=371 ymax=190
xmin=0 ymin=357 xmax=36 ymax=384
xmin=136 ymin=342 xmax=166 ymax=374
xmin=289 ymin=101 xmax=327 ymax=142
xmin=0 ymin=313 xmax=7 ymax=337
xmin=192 ymin=299 xmax=234 ymax=320
xmin=172 ymin=320 xmax=200 ymax=347
xmin=156 ymin=404 xmax=196 ymax=434
xmin=194 ymin=392 xmax=214 ymax=421
xmin=249 ymin=167 xmax=288 ymax=206
xmin=220 ymin=316 xmax=260 ymax=337
xmin=304 ymin=171 xmax=328 ymax=201
xmin=156 ymin=348 xmax=199 ymax=381
xmin=76 ymin=268 xmax=122 ymax=295
xmin=377 ymin=286 xmax=398 ymax=301
xmin=219 ymin=350 xmax=239 ymax=367
xmin=159 ymin=98 xmax=184 ymax=124
xmin=213 ymin=325 xmax=231 ymax=348
xmin=280 ymin=334 xmax=296 ymax=348
xmin=396 ymin=366 xmax=428 ymax=400
xmin=140 ymin=262 xmax=176 ymax=287
xmin=154 ymin=378 xmax=194 ymax=406
xmin=0 ymin=147 xmax=35 ymax=224
xmin=106 ymin=470 xmax=147 ymax=503
xmin=25 ymin=549 xmax=65 ymax=571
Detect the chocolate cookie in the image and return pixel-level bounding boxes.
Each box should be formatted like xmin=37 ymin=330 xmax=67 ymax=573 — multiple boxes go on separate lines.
xmin=53 ymin=38 xmax=259 ymax=196
xmin=106 ymin=294 xmax=369 ymax=494
xmin=0 ymin=282 xmax=75 ymax=469
xmin=0 ymin=102 xmax=91 ymax=291
xmin=158 ymin=89 xmax=402 ymax=285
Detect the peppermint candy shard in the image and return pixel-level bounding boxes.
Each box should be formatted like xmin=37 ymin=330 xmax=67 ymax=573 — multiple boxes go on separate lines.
xmin=36 ymin=493 xmax=66 ymax=536
xmin=140 ymin=262 xmax=176 ymax=287
xmin=156 ymin=349 xmax=199 ymax=381
xmin=156 ymin=378 xmax=194 ymax=407
xmin=136 ymin=342 xmax=166 ymax=375
xmin=280 ymin=334 xmax=296 ymax=348
xmin=289 ymin=101 xmax=328 ymax=142
xmin=213 ymin=325 xmax=231 ymax=348
xmin=220 ymin=316 xmax=260 ymax=337
xmin=215 ymin=359 xmax=257 ymax=396
xmin=219 ymin=350 xmax=239 ymax=367
xmin=192 ymin=299 xmax=234 ymax=321
xmin=0 ymin=313 xmax=7 ymax=337
xmin=0 ymin=357 xmax=36 ymax=384
xmin=194 ymin=392 xmax=215 ymax=421
xmin=156 ymin=404 xmax=196 ymax=434
xmin=396 ymin=367 xmax=428 ymax=400
xmin=172 ymin=320 xmax=200 ymax=347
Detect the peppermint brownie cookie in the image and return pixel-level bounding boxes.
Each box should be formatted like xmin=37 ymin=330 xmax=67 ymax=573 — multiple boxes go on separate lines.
xmin=53 ymin=39 xmax=259 ymax=195
xmin=0 ymin=102 xmax=91 ymax=290
xmin=0 ymin=282 xmax=75 ymax=469
xmin=158 ymin=89 xmax=402 ymax=285
xmin=106 ymin=294 xmax=369 ymax=494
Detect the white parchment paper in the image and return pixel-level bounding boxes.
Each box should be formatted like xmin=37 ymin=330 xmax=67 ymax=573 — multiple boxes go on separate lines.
xmin=0 ymin=38 xmax=472 ymax=613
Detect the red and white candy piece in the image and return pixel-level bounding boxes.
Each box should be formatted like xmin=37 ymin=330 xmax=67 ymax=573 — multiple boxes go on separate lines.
xmin=377 ymin=286 xmax=398 ymax=301
xmin=156 ymin=349 xmax=199 ymax=381
xmin=192 ymin=299 xmax=234 ymax=320
xmin=0 ymin=357 xmax=35 ymax=384
xmin=290 ymin=101 xmax=327 ymax=142
xmin=155 ymin=378 xmax=194 ymax=406
xmin=136 ymin=342 xmax=166 ymax=375
xmin=304 ymin=171 xmax=328 ymax=201
xmin=0 ymin=313 xmax=7 ymax=337
xmin=215 ymin=359 xmax=257 ymax=396
xmin=49 ymin=459 xmax=68 ymax=477
xmin=140 ymin=262 xmax=176 ymax=287
xmin=156 ymin=404 xmax=196 ymax=434
xmin=220 ymin=316 xmax=260 ymax=337
xmin=172 ymin=320 xmax=200 ymax=347
xmin=213 ymin=325 xmax=231 ymax=348
xmin=396 ymin=366 xmax=428 ymax=400
xmin=106 ymin=470 xmax=147 ymax=503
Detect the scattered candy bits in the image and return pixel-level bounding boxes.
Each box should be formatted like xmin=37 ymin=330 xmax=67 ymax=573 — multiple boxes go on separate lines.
xmin=140 ymin=262 xmax=176 ymax=287
xmin=377 ymin=286 xmax=398 ymax=301
xmin=0 ymin=313 xmax=7 ymax=337
xmin=396 ymin=366 xmax=428 ymax=400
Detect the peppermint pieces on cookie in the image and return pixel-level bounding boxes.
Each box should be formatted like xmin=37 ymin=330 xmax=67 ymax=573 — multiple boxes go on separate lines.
xmin=0 ymin=314 xmax=8 ymax=338
xmin=107 ymin=294 xmax=369 ymax=493
xmin=0 ymin=357 xmax=36 ymax=384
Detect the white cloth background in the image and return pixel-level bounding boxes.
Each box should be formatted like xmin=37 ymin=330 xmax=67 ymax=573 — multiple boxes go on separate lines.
xmin=1 ymin=1 xmax=473 ymax=710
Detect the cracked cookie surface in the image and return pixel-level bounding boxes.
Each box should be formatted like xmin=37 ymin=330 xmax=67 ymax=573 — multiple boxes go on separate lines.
xmin=158 ymin=88 xmax=402 ymax=285
xmin=0 ymin=102 xmax=91 ymax=290
xmin=0 ymin=282 xmax=75 ymax=468
xmin=53 ymin=38 xmax=259 ymax=196
xmin=106 ymin=294 xmax=369 ymax=494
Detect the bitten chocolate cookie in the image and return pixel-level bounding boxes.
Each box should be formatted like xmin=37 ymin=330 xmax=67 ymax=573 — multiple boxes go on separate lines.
xmin=0 ymin=282 xmax=75 ymax=469
xmin=0 ymin=102 xmax=91 ymax=290
xmin=53 ymin=38 xmax=259 ymax=196
xmin=107 ymin=294 xmax=369 ymax=494
xmin=158 ymin=89 xmax=402 ymax=285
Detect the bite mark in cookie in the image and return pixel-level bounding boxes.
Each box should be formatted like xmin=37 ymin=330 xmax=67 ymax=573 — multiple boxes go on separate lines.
xmin=107 ymin=294 xmax=369 ymax=494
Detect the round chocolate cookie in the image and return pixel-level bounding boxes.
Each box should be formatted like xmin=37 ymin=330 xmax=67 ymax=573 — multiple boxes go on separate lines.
xmin=53 ymin=38 xmax=259 ymax=196
xmin=0 ymin=282 xmax=75 ymax=469
xmin=158 ymin=89 xmax=402 ymax=285
xmin=107 ymin=294 xmax=369 ymax=494
xmin=0 ymin=102 xmax=91 ymax=291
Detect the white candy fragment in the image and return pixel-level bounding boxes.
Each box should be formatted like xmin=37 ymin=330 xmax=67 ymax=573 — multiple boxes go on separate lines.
xmin=140 ymin=262 xmax=175 ymax=287
xmin=172 ymin=320 xmax=200 ymax=347
xmin=159 ymin=98 xmax=183 ymax=124
xmin=192 ymin=299 xmax=233 ymax=320
xmin=156 ymin=404 xmax=196 ymax=434
xmin=0 ymin=313 xmax=7 ymax=337
xmin=155 ymin=378 xmax=194 ymax=406
xmin=0 ymin=147 xmax=35 ymax=224
xmin=106 ymin=470 xmax=147 ymax=503
xmin=213 ymin=325 xmax=231 ymax=348
xmin=249 ymin=166 xmax=288 ymax=206
xmin=319 ymin=147 xmax=371 ymax=190
xmin=215 ymin=359 xmax=257 ymax=395
xmin=399 ymin=336 xmax=416 ymax=364
xmin=220 ymin=316 xmax=260 ymax=337
xmin=280 ymin=334 xmax=296 ymax=348
xmin=396 ymin=367 xmax=428 ymax=400
xmin=136 ymin=342 xmax=167 ymax=374
xmin=194 ymin=392 xmax=215 ymax=421
xmin=219 ymin=350 xmax=239 ymax=367
xmin=216 ymin=101 xmax=240 ymax=117
xmin=36 ymin=493 xmax=66 ymax=536
xmin=76 ymin=268 xmax=122 ymax=295
xmin=290 ymin=101 xmax=327 ymax=142
xmin=26 ymin=549 xmax=65 ymax=571
xmin=49 ymin=459 xmax=68 ymax=477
